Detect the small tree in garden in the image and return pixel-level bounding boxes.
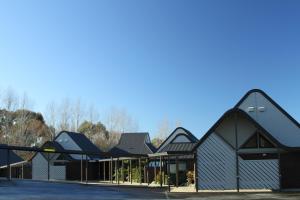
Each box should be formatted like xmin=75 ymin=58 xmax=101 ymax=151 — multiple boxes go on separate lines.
xmin=186 ymin=170 xmax=194 ymax=185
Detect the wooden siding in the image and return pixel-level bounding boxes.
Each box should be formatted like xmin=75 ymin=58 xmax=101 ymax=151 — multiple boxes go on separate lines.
xmin=32 ymin=153 xmax=65 ymax=180
xmin=239 ymin=159 xmax=279 ymax=189
xmin=197 ymin=133 xmax=236 ymax=190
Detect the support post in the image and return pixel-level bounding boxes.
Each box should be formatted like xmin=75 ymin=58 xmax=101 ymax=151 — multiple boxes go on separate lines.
xmin=146 ymin=158 xmax=149 ymax=185
xmin=110 ymin=157 xmax=113 ymax=183
xmin=104 ymin=161 xmax=106 ymax=181
xmin=98 ymin=161 xmax=101 ymax=180
xmin=6 ymin=149 xmax=10 ymax=181
xmin=163 ymin=156 xmax=166 ymax=185
xmin=47 ymin=152 xmax=50 ymax=181
xmin=159 ymin=156 xmax=162 ymax=187
xmin=130 ymin=159 xmax=132 ymax=184
xmin=175 ymin=156 xmax=179 ymax=187
xmin=22 ymin=163 xmax=24 ymax=179
xmin=278 ymin=150 xmax=282 ymax=191
xmin=121 ymin=160 xmax=124 ymax=183
xmin=234 ymin=112 xmax=240 ymax=192
xmin=81 ymin=154 xmax=83 ymax=182
xmin=143 ymin=160 xmax=146 ymax=184
xmin=115 ymin=159 xmax=117 ymax=183
xmin=167 ymin=156 xmax=170 ymax=192
xmin=139 ymin=158 xmax=142 ymax=184
xmin=154 ymin=159 xmax=157 ymax=184
xmin=194 ymin=152 xmax=198 ymax=192
xmin=85 ymin=154 xmax=88 ymax=184
xmin=117 ymin=158 xmax=120 ymax=185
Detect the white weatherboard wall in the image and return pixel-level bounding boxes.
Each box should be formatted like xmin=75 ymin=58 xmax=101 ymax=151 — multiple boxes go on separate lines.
xmin=32 ymin=153 xmax=48 ymax=180
xmin=239 ymin=159 xmax=279 ymax=189
xmin=32 ymin=153 xmax=66 ymax=180
xmin=196 ymin=132 xmax=280 ymax=190
xmin=197 ymin=133 xmax=236 ymax=190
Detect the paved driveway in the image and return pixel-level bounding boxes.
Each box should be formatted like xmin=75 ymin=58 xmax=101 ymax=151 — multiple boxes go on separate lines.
xmin=1 ymin=180 xmax=300 ymax=200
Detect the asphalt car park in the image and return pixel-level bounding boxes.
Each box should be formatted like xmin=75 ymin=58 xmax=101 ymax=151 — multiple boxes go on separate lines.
xmin=1 ymin=180 xmax=300 ymax=200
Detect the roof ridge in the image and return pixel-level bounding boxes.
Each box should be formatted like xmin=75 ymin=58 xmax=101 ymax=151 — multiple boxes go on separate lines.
xmin=234 ymin=89 xmax=300 ymax=128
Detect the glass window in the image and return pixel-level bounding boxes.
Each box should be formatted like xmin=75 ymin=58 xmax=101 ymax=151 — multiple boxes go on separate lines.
xmin=242 ymin=133 xmax=258 ymax=148
xmin=259 ymin=135 xmax=275 ymax=148
xmin=241 ymin=132 xmax=275 ymax=149
xmin=179 ymin=163 xmax=186 ymax=171
xmin=169 ymin=164 xmax=176 ymax=174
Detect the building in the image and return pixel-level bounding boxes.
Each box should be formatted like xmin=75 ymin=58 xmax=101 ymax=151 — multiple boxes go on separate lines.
xmin=99 ymin=132 xmax=156 ymax=184
xmin=0 ymin=145 xmax=27 ymax=179
xmin=151 ymin=127 xmax=198 ymax=187
xmin=31 ymin=131 xmax=102 ymax=181
xmin=194 ymin=89 xmax=300 ymax=191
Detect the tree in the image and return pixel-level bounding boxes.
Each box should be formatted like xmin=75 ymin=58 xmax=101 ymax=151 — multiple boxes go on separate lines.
xmin=78 ymin=120 xmax=111 ymax=150
xmin=103 ymin=107 xmax=139 ymax=150
xmin=151 ymin=137 xmax=164 ymax=148
xmin=156 ymin=118 xmax=170 ymax=141
xmin=0 ymin=87 xmax=19 ymax=144
xmin=88 ymin=103 xmax=99 ymax=124
xmin=44 ymin=101 xmax=57 ymax=139
xmin=59 ymin=98 xmax=71 ymax=131
xmin=104 ymin=107 xmax=139 ymax=134
xmin=151 ymin=118 xmax=173 ymax=148
xmin=72 ymin=98 xmax=85 ymax=132
xmin=1 ymin=87 xmax=18 ymax=111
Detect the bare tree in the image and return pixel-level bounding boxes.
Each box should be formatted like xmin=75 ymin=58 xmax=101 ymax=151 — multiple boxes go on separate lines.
xmin=72 ymin=98 xmax=85 ymax=132
xmin=88 ymin=103 xmax=99 ymax=124
xmin=103 ymin=107 xmax=139 ymax=150
xmin=175 ymin=120 xmax=182 ymax=128
xmin=105 ymin=107 xmax=138 ymax=134
xmin=156 ymin=117 xmax=170 ymax=140
xmin=59 ymin=98 xmax=71 ymax=131
xmin=2 ymin=87 xmax=19 ymax=111
xmin=0 ymin=87 xmax=19 ymax=144
xmin=15 ymin=92 xmax=33 ymax=144
xmin=44 ymin=101 xmax=57 ymax=139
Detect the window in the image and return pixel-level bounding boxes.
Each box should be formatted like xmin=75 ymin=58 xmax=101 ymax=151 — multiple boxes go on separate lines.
xmin=241 ymin=132 xmax=275 ymax=149
xmin=259 ymin=135 xmax=274 ymax=148
xmin=242 ymin=134 xmax=258 ymax=148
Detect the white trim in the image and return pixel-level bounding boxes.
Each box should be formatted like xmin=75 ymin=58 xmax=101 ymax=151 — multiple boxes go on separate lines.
xmin=0 ymin=160 xmax=28 ymax=169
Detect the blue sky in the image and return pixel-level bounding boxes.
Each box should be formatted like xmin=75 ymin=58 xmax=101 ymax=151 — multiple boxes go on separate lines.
xmin=0 ymin=0 xmax=299 ymax=138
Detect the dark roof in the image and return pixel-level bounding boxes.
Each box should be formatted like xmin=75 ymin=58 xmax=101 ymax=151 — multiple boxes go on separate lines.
xmin=0 ymin=144 xmax=24 ymax=166
xmin=193 ymin=89 xmax=300 ymax=152
xmin=110 ymin=132 xmax=156 ymax=157
xmin=29 ymin=141 xmax=74 ymax=161
xmin=192 ymin=108 xmax=296 ymax=151
xmin=234 ymin=89 xmax=300 ymax=148
xmin=55 ymin=131 xmax=102 ymax=159
xmin=160 ymin=143 xmax=197 ymax=152
xmin=42 ymin=141 xmax=73 ymax=161
xmin=156 ymin=127 xmax=198 ymax=153
xmin=43 ymin=141 xmax=65 ymax=152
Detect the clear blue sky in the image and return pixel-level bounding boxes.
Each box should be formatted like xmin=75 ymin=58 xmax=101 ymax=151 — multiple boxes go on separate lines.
xmin=0 ymin=0 xmax=299 ymax=138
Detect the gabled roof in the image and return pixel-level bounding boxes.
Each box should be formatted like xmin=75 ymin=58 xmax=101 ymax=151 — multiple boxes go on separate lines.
xmin=160 ymin=143 xmax=197 ymax=153
xmin=156 ymin=127 xmax=198 ymax=153
xmin=29 ymin=141 xmax=74 ymax=161
xmin=55 ymin=131 xmax=102 ymax=159
xmin=0 ymin=144 xmax=24 ymax=166
xmin=235 ymin=89 xmax=300 ymax=148
xmin=110 ymin=132 xmax=156 ymax=157
xmin=193 ymin=89 xmax=300 ymax=151
xmin=193 ymin=108 xmax=285 ymax=151
xmin=234 ymin=89 xmax=300 ymax=128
